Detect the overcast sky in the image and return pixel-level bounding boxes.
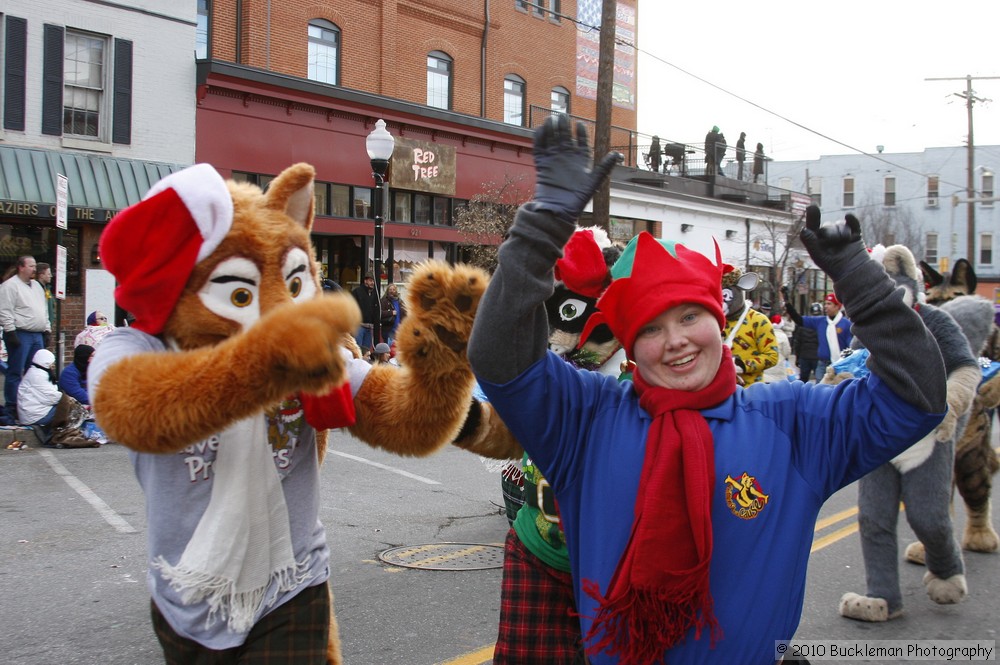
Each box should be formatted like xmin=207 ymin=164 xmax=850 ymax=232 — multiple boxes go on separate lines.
xmin=634 ymin=0 xmax=1000 ymax=163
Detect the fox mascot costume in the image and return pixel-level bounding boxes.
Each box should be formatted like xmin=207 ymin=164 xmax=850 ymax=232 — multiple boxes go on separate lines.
xmin=90 ymin=163 xmax=503 ymax=664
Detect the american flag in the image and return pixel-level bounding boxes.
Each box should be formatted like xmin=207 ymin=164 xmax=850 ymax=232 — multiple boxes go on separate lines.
xmin=577 ymin=0 xmax=601 ymax=30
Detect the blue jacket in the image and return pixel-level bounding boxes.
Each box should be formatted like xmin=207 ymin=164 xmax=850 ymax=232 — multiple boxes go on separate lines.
xmin=479 ymin=353 xmax=941 ymax=665
xmin=798 ymin=314 xmax=852 ymax=363
xmin=58 ymin=363 xmax=89 ymax=405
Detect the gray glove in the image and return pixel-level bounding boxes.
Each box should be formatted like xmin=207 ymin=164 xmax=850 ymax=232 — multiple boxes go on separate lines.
xmin=799 ymin=205 xmax=869 ymax=281
xmin=532 ymin=114 xmax=623 ymax=223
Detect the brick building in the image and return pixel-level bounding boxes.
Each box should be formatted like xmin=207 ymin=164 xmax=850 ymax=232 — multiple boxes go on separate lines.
xmin=195 ymin=0 xmax=639 ymax=288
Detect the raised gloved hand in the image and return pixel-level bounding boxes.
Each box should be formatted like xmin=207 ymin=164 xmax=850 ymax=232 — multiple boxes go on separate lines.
xmin=533 ymin=114 xmax=623 ymax=223
xmin=4 ymin=329 xmax=20 ymax=350
xmin=799 ymin=205 xmax=869 ymax=281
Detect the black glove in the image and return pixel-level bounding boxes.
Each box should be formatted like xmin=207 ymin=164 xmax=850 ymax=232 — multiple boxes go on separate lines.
xmin=799 ymin=205 xmax=869 ymax=281
xmin=532 ymin=114 xmax=623 ymax=223
xmin=43 ymin=331 xmax=51 ymax=348
xmin=4 ymin=330 xmax=20 ymax=350
xmin=780 ymin=285 xmax=790 ymax=301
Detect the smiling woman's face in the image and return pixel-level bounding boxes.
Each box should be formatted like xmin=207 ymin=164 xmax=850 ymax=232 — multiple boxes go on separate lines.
xmin=632 ymin=303 xmax=723 ymax=391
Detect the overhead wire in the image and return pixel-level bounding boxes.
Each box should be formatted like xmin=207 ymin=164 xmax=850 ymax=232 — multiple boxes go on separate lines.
xmin=544 ymin=3 xmax=975 ymax=192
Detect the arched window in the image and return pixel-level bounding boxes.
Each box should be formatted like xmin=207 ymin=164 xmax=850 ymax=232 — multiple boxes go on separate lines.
xmin=550 ymin=86 xmax=570 ymax=115
xmin=308 ymin=19 xmax=339 ymax=85
xmin=427 ymin=51 xmax=452 ymax=110
xmin=504 ymin=75 xmax=525 ymax=126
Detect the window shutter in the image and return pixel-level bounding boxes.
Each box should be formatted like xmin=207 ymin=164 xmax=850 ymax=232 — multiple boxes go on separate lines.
xmin=41 ymin=24 xmax=64 ymax=136
xmin=4 ymin=16 xmax=27 ymax=131
xmin=112 ymin=38 xmax=132 ymax=144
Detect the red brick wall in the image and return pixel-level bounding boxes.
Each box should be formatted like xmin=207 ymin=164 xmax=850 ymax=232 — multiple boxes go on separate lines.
xmin=208 ymin=0 xmax=637 ymax=131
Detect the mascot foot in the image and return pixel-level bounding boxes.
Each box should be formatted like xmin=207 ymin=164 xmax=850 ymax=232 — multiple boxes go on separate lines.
xmin=963 ymin=524 xmax=999 ymax=553
xmin=904 ymin=540 xmax=926 ymax=565
xmin=838 ymin=592 xmax=901 ymax=622
xmin=923 ymin=572 xmax=967 ymax=604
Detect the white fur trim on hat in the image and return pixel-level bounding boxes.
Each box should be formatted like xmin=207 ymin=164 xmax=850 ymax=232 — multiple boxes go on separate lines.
xmin=144 ymin=163 xmax=233 ymax=262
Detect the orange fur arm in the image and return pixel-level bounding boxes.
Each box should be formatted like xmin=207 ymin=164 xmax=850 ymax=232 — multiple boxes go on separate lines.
xmin=451 ymin=401 xmax=524 ymax=460
xmin=345 ymin=261 xmax=490 ymax=457
xmin=93 ymin=296 xmax=359 ymax=453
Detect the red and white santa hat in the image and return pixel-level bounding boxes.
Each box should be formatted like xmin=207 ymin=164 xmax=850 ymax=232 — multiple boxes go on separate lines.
xmin=100 ymin=164 xmax=233 ymax=335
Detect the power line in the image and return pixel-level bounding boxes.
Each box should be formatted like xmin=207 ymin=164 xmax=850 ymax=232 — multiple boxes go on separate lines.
xmin=549 ymin=4 xmax=993 ymax=191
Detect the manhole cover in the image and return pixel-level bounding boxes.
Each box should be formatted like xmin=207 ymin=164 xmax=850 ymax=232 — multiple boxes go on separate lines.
xmin=378 ymin=542 xmax=504 ymax=570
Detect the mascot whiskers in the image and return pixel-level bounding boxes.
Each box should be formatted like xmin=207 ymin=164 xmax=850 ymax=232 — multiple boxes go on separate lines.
xmin=91 ymin=163 xmax=491 ymax=664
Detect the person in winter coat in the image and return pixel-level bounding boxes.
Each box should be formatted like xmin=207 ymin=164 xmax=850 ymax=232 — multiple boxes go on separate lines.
xmin=17 ymin=348 xmax=61 ymax=430
xmin=468 ymin=114 xmax=946 ymax=665
xmin=785 ymin=292 xmax=852 ymax=379
xmin=59 ymin=344 xmax=94 ymax=406
xmin=782 ymin=290 xmax=822 ymax=382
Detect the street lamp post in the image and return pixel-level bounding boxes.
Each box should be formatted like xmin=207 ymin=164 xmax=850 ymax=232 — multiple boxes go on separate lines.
xmin=366 ymin=118 xmax=395 ymax=347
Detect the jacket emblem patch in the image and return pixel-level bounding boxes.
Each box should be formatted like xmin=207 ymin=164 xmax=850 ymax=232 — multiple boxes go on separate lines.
xmin=724 ymin=471 xmax=770 ymax=519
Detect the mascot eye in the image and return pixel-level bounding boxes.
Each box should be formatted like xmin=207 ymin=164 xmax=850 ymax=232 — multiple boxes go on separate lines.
xmin=230 ymin=288 xmax=254 ymax=307
xmin=558 ymin=298 xmax=587 ymax=322
xmin=722 ymin=289 xmax=734 ymax=303
xmin=288 ymin=276 xmax=302 ymax=297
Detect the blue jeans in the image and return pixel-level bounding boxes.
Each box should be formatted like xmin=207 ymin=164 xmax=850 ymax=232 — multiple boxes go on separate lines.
xmin=815 ymin=359 xmax=830 ymax=382
xmin=4 ymin=330 xmax=44 ymax=418
xmin=355 ymin=324 xmax=374 ymax=353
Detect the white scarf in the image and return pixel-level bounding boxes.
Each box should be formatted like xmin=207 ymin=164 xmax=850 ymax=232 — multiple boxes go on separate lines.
xmin=153 ymin=415 xmax=309 ymax=633
xmin=826 ymin=311 xmax=844 ymax=361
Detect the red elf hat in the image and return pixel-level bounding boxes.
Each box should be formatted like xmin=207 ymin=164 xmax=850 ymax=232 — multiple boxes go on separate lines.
xmin=100 ymin=164 xmax=233 ymax=335
xmin=580 ymin=232 xmax=726 ymax=358
xmin=554 ymin=228 xmax=611 ymax=298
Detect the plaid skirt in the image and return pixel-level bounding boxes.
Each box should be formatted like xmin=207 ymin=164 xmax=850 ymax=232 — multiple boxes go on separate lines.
xmin=151 ymin=581 xmax=330 ymax=665
xmin=493 ymin=528 xmax=587 ymax=664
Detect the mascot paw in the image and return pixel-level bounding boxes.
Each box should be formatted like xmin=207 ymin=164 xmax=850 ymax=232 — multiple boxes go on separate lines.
xmin=257 ymin=295 xmax=360 ymax=392
xmin=934 ymin=411 xmax=957 ymax=443
xmin=904 ymin=540 xmax=926 ymax=565
xmin=838 ymin=592 xmax=900 ymax=622
xmin=395 ymin=261 xmax=488 ymax=374
xmin=923 ymin=572 xmax=967 ymax=604
xmin=963 ymin=521 xmax=999 ymax=553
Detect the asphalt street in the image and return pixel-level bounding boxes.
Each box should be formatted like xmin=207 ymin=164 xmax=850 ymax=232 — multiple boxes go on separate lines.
xmin=1 ymin=426 xmax=997 ymax=665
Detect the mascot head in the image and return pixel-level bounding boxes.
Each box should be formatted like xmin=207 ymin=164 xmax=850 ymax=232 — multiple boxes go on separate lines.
xmin=101 ymin=162 xmax=323 ymax=350
xmin=721 ymin=265 xmax=760 ymax=321
xmin=547 ymin=227 xmax=623 ymax=367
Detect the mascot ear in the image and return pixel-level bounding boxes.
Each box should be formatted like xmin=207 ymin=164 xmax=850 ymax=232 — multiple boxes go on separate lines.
xmin=920 ymin=260 xmax=944 ymax=288
xmin=950 ymin=258 xmax=977 ymax=293
xmin=265 ymin=162 xmax=316 ymax=230
xmin=737 ymin=272 xmax=760 ymax=291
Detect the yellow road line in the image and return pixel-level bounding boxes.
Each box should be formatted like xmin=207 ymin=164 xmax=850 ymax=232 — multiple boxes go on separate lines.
xmin=812 ymin=522 xmax=859 ymax=552
xmin=814 ymin=506 xmax=857 ymax=531
xmin=436 ymin=645 xmax=494 ymax=665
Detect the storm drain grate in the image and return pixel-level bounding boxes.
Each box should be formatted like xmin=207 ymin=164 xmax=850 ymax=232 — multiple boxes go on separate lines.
xmin=378 ymin=542 xmax=505 ymax=570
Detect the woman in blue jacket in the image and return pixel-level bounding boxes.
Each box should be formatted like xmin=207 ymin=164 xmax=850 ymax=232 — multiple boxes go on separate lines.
xmin=469 ymin=115 xmax=948 ymax=665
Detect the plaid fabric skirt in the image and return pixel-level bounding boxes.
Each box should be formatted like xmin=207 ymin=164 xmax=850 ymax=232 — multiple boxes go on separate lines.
xmin=493 ymin=528 xmax=587 ymax=664
xmin=151 ymin=581 xmax=331 ymax=665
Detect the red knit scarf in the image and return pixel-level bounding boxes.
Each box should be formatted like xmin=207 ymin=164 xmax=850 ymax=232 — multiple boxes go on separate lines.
xmin=583 ymin=347 xmax=736 ymax=664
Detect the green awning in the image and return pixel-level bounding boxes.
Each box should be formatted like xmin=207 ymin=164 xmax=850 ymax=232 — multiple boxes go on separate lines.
xmin=0 ymin=146 xmax=186 ymax=220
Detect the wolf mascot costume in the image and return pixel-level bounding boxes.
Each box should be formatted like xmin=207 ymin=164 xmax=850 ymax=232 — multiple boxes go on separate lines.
xmin=838 ymin=245 xmax=983 ymax=622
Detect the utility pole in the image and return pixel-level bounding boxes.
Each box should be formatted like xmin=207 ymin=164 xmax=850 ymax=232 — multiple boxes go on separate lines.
xmin=590 ymin=0 xmax=616 ymax=233
xmin=925 ymin=74 xmax=1000 ymax=262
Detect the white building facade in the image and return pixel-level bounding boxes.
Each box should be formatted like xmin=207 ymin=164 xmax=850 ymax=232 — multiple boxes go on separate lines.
xmin=767 ymin=145 xmax=1000 ymax=295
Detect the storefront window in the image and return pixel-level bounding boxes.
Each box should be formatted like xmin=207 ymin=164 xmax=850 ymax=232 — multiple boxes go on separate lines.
xmin=0 ymin=225 xmax=81 ymax=295
xmin=433 ymin=197 xmax=451 ymax=225
xmin=414 ymin=194 xmax=431 ymax=224
xmin=313 ymin=183 xmax=329 ymax=216
xmin=393 ymin=192 xmax=412 ymax=222
xmin=353 ymin=187 xmax=372 ymax=218
xmin=331 ymin=184 xmax=350 ymax=217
